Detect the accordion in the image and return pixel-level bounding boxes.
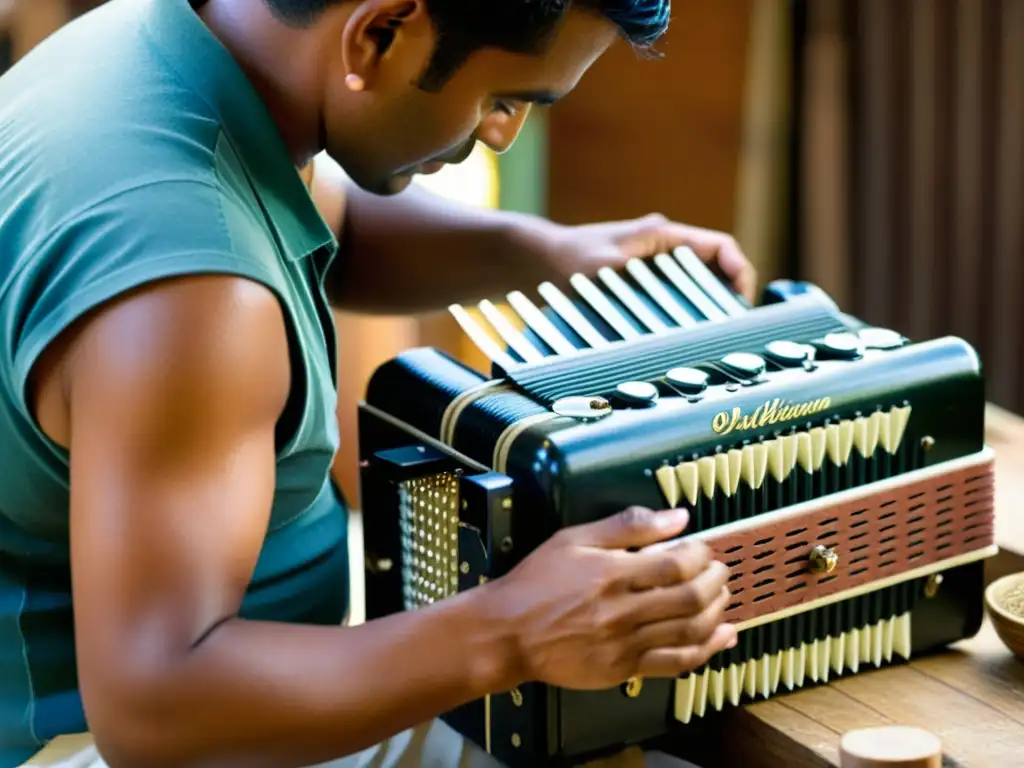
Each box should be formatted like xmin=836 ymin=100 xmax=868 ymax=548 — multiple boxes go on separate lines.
xmin=357 ymin=248 xmax=996 ymax=767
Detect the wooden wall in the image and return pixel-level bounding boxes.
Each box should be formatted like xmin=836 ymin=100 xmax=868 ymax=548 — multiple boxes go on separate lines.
xmin=547 ymin=1 xmax=753 ymax=233
xmin=544 ymin=0 xmax=791 ymax=290
xmin=794 ymin=0 xmax=1024 ymax=413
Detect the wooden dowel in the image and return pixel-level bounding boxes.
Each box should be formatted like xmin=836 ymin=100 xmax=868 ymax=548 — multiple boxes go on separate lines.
xmin=840 ymin=726 xmax=942 ymax=768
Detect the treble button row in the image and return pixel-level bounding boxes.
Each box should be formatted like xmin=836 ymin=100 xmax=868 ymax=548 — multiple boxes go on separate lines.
xmin=551 ymin=327 xmax=909 ymax=419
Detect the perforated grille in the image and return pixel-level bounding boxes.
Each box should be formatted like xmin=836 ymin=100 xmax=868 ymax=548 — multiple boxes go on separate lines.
xmin=702 ymin=454 xmax=995 ymax=626
xmin=398 ymin=473 xmax=460 ymax=609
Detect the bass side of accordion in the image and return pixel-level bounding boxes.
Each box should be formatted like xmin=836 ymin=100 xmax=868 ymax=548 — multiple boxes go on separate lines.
xmin=356 ymin=248 xmax=996 ymax=768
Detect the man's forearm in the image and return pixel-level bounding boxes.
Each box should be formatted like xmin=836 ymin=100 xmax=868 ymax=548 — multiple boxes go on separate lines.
xmin=328 ymin=181 xmax=562 ymax=314
xmin=91 ymin=585 xmax=518 ymax=768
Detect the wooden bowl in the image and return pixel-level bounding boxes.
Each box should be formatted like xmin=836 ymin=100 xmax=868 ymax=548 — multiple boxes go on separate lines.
xmin=984 ymin=572 xmax=1024 ymax=660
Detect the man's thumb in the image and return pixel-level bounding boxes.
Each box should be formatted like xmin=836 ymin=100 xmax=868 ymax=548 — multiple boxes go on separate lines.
xmin=573 ymin=506 xmax=690 ymax=549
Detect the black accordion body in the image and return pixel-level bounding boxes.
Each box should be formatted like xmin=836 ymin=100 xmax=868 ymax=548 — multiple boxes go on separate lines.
xmin=358 ymin=248 xmax=996 ymax=767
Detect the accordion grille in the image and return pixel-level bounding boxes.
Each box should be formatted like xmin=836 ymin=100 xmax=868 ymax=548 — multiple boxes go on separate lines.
xmin=399 ymin=473 xmax=461 ymax=609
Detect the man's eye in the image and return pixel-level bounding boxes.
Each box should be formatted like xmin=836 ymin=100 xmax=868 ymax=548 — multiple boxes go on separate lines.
xmin=494 ymin=101 xmax=518 ymax=116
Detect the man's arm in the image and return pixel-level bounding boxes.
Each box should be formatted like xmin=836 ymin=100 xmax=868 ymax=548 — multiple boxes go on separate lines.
xmin=311 ymin=154 xmax=757 ymax=315
xmin=65 ymin=275 xmax=514 ymax=767
xmin=312 ymin=154 xmax=562 ymax=314
xmin=61 ymin=272 xmax=735 ymax=767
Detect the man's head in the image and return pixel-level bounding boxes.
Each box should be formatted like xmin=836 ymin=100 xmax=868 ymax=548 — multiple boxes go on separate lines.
xmin=201 ymin=0 xmax=669 ymax=194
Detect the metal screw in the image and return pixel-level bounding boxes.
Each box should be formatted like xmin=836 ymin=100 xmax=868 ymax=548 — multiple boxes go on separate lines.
xmin=500 ymin=536 xmax=513 ymax=553
xmin=921 ymin=436 xmax=936 ymax=452
xmin=511 ymin=733 xmax=522 ymax=748
xmin=623 ymin=677 xmax=643 ymax=698
xmin=924 ymin=573 xmax=943 ymax=598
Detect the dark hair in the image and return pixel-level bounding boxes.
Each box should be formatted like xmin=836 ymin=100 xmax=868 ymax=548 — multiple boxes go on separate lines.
xmin=264 ymin=0 xmax=670 ymax=90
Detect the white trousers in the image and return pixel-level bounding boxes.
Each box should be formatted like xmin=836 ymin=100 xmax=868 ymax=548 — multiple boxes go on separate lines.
xmin=23 ymin=719 xmax=701 ymax=768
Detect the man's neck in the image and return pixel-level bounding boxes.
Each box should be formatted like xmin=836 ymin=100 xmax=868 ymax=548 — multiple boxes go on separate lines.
xmin=194 ymin=0 xmax=322 ymax=166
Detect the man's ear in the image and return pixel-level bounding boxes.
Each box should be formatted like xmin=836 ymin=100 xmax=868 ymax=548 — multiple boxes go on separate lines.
xmin=340 ymin=0 xmax=427 ymax=86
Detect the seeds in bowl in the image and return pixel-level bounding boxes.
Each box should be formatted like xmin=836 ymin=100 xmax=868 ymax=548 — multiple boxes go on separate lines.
xmin=1001 ymin=583 xmax=1024 ymax=619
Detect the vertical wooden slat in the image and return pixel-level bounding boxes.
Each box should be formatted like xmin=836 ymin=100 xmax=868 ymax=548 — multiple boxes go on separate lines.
xmin=907 ymin=0 xmax=938 ymax=341
xmin=950 ymin=0 xmax=984 ymax=347
xmin=888 ymin=2 xmax=912 ymax=336
xmin=932 ymin=0 xmax=956 ymax=340
xmin=799 ymin=0 xmax=1023 ymax=413
xmin=734 ymin=0 xmax=793 ymax=285
xmin=798 ymin=0 xmax=850 ymax=307
xmin=989 ymin=0 xmax=1024 ymax=406
xmin=854 ymin=0 xmax=896 ymax=329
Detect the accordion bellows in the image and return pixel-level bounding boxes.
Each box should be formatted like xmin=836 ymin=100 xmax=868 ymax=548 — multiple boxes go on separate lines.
xmin=357 ymin=248 xmax=996 ymax=767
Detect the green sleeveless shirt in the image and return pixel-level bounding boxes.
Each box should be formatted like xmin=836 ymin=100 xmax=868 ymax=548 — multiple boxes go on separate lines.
xmin=0 ymin=0 xmax=348 ymax=762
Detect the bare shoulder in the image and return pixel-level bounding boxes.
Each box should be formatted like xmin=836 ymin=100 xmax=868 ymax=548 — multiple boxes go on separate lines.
xmin=73 ymin=273 xmax=289 ymax=419
xmin=33 ymin=274 xmax=291 ymax=449
xmin=63 ymin=275 xmax=294 ymax=703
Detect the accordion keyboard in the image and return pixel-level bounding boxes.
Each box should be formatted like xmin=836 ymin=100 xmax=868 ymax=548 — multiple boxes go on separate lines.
xmin=448 ymin=246 xmax=754 ymax=371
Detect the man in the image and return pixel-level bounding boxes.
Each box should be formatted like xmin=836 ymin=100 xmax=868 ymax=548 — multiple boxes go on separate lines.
xmin=0 ymin=0 xmax=754 ymax=765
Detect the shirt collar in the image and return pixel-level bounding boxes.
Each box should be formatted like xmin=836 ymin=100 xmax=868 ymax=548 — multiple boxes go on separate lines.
xmin=139 ymin=0 xmax=336 ymax=261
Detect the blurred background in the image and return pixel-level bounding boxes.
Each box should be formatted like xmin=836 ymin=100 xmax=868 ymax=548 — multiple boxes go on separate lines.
xmin=2 ymin=0 xmax=1021 ymax=504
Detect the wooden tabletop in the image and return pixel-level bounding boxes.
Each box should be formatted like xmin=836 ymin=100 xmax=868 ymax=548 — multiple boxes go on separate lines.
xmin=666 ymin=404 xmax=1024 ymax=768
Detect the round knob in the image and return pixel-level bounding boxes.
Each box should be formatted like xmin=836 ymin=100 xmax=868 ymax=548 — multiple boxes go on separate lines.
xmin=860 ymin=327 xmax=907 ymax=350
xmin=764 ymin=340 xmax=810 ymax=367
xmin=819 ymin=332 xmax=865 ymax=359
xmin=720 ymin=352 xmax=767 ymax=379
xmin=809 ymin=544 xmax=839 ymax=574
xmin=614 ymin=381 xmax=659 ymax=407
xmin=665 ymin=367 xmax=709 ymax=395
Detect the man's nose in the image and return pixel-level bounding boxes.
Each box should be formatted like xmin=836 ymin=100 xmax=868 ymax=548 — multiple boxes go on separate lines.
xmin=477 ymin=107 xmax=532 ymax=155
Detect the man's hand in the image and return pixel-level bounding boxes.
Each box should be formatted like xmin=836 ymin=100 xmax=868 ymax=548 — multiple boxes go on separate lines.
xmin=541 ymin=213 xmax=757 ymax=304
xmin=488 ymin=506 xmax=737 ymax=691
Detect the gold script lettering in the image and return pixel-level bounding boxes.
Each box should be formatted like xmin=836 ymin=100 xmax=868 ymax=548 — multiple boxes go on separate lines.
xmin=711 ymin=397 xmax=832 ymax=436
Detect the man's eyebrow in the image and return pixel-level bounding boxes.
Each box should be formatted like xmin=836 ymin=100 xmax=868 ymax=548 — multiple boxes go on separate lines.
xmin=497 ymin=89 xmax=562 ymax=106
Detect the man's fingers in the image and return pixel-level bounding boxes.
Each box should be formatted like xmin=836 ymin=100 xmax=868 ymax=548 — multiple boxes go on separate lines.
xmin=668 ymin=225 xmax=757 ymax=303
xmin=569 ymin=506 xmax=690 ymax=550
xmin=710 ymin=238 xmax=756 ymax=303
xmin=631 ymin=563 xmax=731 ymax=624
xmin=635 ymin=623 xmax=739 ymax=680
xmin=632 ymin=585 xmax=731 ymax=650
xmin=625 ymin=541 xmax=718 ymax=592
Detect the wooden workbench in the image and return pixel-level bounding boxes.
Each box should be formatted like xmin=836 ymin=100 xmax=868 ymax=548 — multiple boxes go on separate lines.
xmin=656 ymin=403 xmax=1024 ymax=768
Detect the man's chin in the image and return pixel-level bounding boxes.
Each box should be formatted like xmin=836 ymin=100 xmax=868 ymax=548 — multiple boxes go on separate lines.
xmin=353 ymin=172 xmax=414 ymax=197
xmin=321 ymin=152 xmax=412 ymax=196
xmin=384 ymin=174 xmax=415 ymax=195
